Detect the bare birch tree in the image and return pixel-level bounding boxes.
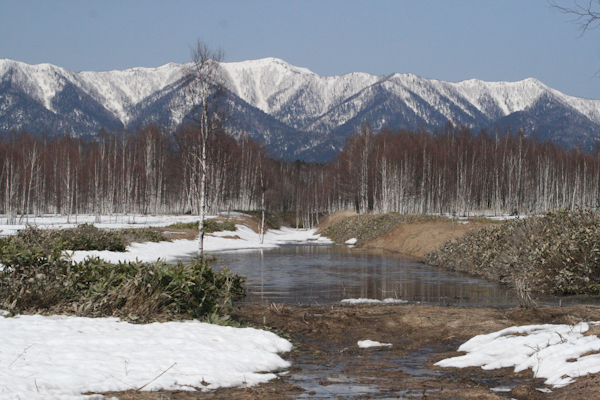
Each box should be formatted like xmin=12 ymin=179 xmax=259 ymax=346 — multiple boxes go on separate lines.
xmin=181 ymin=40 xmax=229 ymax=259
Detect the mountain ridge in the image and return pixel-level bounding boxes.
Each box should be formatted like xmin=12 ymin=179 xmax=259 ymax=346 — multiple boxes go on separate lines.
xmin=1 ymin=57 xmax=599 ymax=161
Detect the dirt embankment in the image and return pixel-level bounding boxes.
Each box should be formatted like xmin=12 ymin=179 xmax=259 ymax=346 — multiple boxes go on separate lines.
xmin=319 ymin=211 xmax=492 ymax=258
xmin=362 ymin=220 xmax=490 ymax=258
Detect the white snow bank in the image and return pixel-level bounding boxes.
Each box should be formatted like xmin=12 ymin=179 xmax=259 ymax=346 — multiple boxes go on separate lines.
xmin=436 ymin=321 xmax=600 ymax=388
xmin=358 ymin=340 xmax=392 ymax=348
xmin=341 ymin=298 xmax=408 ymax=305
xmin=68 ymin=225 xmax=332 ymax=264
xmin=0 ymin=214 xmax=203 ymax=236
xmin=344 ymin=238 xmax=357 ymax=245
xmin=0 ymin=314 xmax=292 ymax=399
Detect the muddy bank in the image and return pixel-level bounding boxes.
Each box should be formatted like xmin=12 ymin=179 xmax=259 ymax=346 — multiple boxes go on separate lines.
xmin=319 ymin=211 xmax=491 ymax=258
xmin=362 ymin=219 xmax=491 ymax=258
xmin=101 ymin=303 xmax=600 ymax=399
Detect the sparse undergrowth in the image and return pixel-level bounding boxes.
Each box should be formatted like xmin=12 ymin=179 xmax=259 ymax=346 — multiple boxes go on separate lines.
xmin=6 ymin=223 xmax=168 ymax=254
xmin=235 ymin=210 xmax=281 ymax=230
xmin=320 ymin=213 xmax=448 ymax=246
xmin=166 ymin=219 xmax=236 ymax=233
xmin=0 ymin=226 xmax=245 ymax=323
xmin=427 ymin=208 xmax=600 ymax=297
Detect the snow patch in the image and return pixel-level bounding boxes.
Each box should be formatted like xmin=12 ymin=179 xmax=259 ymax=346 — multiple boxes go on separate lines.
xmin=436 ymin=321 xmax=600 ymax=388
xmin=0 ymin=314 xmax=292 ymax=398
xmin=358 ymin=340 xmax=392 ymax=349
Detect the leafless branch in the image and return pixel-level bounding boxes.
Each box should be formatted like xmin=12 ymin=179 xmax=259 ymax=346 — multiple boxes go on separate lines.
xmin=550 ymin=0 xmax=600 ymax=35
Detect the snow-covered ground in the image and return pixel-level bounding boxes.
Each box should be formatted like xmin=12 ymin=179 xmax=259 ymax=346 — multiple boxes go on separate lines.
xmin=3 ymin=214 xmax=600 ymax=394
xmin=0 ymin=214 xmax=329 ymax=399
xmin=0 ymin=214 xmax=203 ymax=236
xmin=0 ymin=213 xmax=332 ymax=264
xmin=340 ymin=298 xmax=408 ymax=305
xmin=69 ymin=224 xmax=331 ymax=264
xmin=436 ymin=321 xmax=600 ymax=389
xmin=357 ymin=340 xmax=392 ymax=349
xmin=0 ymin=313 xmax=292 ymax=399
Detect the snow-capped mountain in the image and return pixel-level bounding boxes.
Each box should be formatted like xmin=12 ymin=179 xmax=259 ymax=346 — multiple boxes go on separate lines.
xmin=1 ymin=57 xmax=599 ymax=161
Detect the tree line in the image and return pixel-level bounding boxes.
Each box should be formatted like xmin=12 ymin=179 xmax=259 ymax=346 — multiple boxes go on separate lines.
xmin=330 ymin=123 xmax=600 ymax=216
xmin=0 ymin=122 xmax=598 ymax=226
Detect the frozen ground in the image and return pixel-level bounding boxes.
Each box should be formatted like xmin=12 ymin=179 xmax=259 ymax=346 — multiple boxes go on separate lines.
xmin=0 ymin=213 xmax=203 ymax=236
xmin=68 ymin=224 xmax=331 ymax=264
xmin=0 ymin=213 xmax=332 ymax=264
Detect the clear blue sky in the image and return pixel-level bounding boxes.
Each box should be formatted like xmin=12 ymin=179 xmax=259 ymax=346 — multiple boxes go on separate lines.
xmin=1 ymin=1 xmax=599 ymax=99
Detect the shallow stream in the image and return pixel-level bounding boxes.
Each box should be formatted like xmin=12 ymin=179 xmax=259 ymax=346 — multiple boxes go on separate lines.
xmin=210 ymin=244 xmax=520 ymax=306
xmin=206 ymin=244 xmax=595 ymax=398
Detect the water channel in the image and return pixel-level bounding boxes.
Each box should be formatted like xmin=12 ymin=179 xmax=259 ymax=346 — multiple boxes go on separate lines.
xmin=205 ymin=244 xmax=595 ymax=398
xmin=208 ymin=244 xmax=525 ymax=306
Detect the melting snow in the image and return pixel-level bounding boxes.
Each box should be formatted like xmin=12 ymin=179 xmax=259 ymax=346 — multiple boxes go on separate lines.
xmin=436 ymin=321 xmax=600 ymax=388
xmin=358 ymin=340 xmax=392 ymax=349
xmin=341 ymin=298 xmax=408 ymax=305
xmin=0 ymin=213 xmax=331 ymax=399
xmin=0 ymin=314 xmax=292 ymax=399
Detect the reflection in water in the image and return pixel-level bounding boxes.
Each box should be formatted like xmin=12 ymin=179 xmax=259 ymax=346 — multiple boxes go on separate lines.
xmin=209 ymin=245 xmax=522 ymax=306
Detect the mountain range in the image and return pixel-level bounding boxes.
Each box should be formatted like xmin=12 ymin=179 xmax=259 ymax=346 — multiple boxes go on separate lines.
xmin=1 ymin=57 xmax=600 ymax=161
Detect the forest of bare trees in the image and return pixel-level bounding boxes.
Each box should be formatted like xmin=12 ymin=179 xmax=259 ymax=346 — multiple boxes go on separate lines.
xmin=1 ymin=122 xmax=599 ymax=227
xmin=330 ymin=123 xmax=600 ymax=216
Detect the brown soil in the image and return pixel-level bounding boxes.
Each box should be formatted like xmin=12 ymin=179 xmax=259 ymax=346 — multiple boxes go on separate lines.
xmin=363 ymin=220 xmax=490 ymax=258
xmin=101 ymin=303 xmax=600 ymax=400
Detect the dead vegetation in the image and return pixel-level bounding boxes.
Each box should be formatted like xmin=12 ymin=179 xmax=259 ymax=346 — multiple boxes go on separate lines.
xmin=427 ymin=209 xmax=600 ymax=296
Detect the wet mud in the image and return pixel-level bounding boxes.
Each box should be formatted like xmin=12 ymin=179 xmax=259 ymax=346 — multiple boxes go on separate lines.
xmin=102 ymin=303 xmax=600 ymax=399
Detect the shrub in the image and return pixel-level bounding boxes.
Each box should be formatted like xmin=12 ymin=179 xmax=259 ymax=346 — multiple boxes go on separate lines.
xmin=427 ymin=208 xmax=600 ymax=296
xmin=121 ymin=227 xmax=167 ymax=244
xmin=57 ymin=223 xmax=126 ymax=251
xmin=166 ymin=220 xmax=237 ymax=233
xmin=6 ymin=224 xmax=168 ymax=254
xmin=321 ymin=213 xmax=448 ymax=246
xmin=0 ymin=251 xmax=245 ymax=322
xmin=204 ymin=219 xmax=236 ymax=233
xmin=0 ymin=225 xmax=245 ymax=322
xmin=167 ymin=221 xmax=200 ymax=230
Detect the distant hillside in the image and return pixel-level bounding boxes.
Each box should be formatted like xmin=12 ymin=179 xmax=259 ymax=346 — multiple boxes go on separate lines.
xmin=2 ymin=57 xmax=600 ymax=161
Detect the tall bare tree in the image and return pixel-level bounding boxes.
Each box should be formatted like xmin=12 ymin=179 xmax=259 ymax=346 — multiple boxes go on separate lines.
xmin=181 ymin=40 xmax=229 ymax=259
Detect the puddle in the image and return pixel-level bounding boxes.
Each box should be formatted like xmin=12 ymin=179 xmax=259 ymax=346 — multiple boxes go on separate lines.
xmin=280 ymin=342 xmax=536 ymax=399
xmin=287 ymin=362 xmax=436 ymax=399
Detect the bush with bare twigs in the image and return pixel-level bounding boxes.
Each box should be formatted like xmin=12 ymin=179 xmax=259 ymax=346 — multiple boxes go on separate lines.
xmin=427 ymin=208 xmax=600 ymax=297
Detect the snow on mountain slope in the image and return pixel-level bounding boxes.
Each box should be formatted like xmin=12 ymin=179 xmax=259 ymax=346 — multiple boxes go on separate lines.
xmin=0 ymin=59 xmax=78 ymax=113
xmin=77 ymin=62 xmax=188 ymax=125
xmin=221 ymin=58 xmax=379 ymax=128
xmin=2 ymin=57 xmax=600 ymax=160
xmin=4 ymin=57 xmax=600 ymax=129
xmin=0 ymin=59 xmax=188 ymax=125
